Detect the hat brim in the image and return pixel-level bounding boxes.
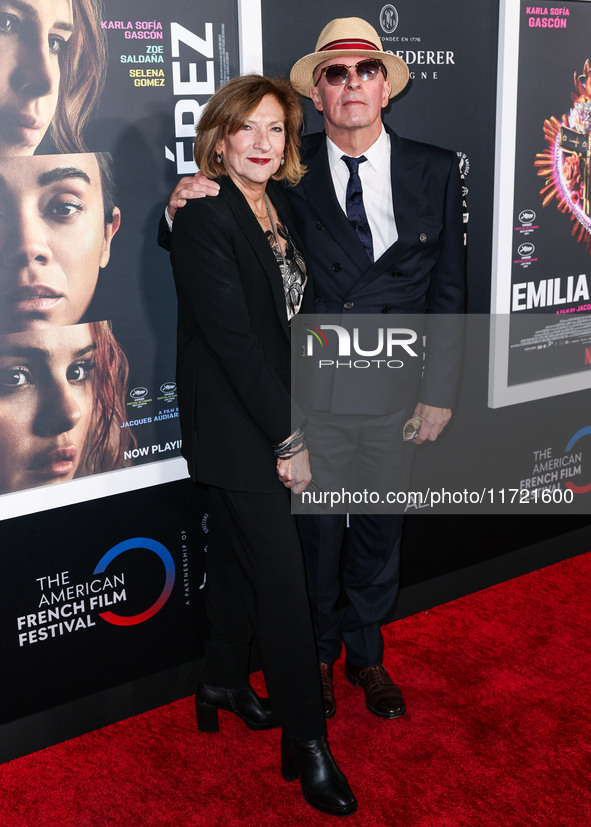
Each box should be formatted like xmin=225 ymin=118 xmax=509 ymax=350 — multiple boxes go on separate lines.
xmin=290 ymin=50 xmax=409 ymax=99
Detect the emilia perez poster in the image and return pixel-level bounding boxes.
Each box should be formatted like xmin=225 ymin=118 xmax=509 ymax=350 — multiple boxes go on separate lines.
xmin=490 ymin=0 xmax=591 ymax=406
xmin=0 ymin=0 xmax=262 ymax=520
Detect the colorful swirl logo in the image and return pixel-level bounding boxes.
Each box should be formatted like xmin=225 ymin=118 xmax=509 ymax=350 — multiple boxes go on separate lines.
xmin=93 ymin=537 xmax=175 ymax=626
xmin=305 ymin=326 xmax=329 ymax=350
xmin=564 ymin=427 xmax=591 ymax=494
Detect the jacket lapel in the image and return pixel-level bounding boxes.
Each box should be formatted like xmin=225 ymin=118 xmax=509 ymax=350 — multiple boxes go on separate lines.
xmin=300 ymin=138 xmax=372 ymax=275
xmin=270 ymin=182 xmax=316 ymax=314
xmin=347 ymin=127 xmax=424 ymax=295
xmin=387 ymin=128 xmax=424 ymax=257
xmin=220 ymin=177 xmax=291 ymax=342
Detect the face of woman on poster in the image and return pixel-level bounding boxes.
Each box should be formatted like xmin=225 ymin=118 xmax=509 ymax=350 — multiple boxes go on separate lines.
xmin=0 ymin=0 xmax=74 ymax=156
xmin=0 ymin=152 xmax=121 ymax=333
xmin=0 ymin=322 xmax=95 ymax=493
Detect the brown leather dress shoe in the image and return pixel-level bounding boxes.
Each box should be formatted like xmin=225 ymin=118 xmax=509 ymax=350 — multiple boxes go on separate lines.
xmin=319 ymin=662 xmax=336 ymax=719
xmin=344 ymin=660 xmax=406 ymax=719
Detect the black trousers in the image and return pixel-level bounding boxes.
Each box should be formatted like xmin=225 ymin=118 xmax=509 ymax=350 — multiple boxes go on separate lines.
xmin=203 ymin=485 xmax=326 ymax=741
xmin=297 ymin=409 xmax=414 ymax=665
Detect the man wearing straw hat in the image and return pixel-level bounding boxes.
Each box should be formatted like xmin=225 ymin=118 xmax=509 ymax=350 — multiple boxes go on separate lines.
xmin=159 ymin=17 xmax=464 ymax=723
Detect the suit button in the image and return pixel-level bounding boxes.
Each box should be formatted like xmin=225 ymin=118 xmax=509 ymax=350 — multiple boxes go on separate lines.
xmin=419 ymin=233 xmax=427 ymax=243
xmin=344 ymin=301 xmax=354 ymax=310
xmin=332 ymin=263 xmax=342 ymax=272
xmin=392 ymin=270 xmax=401 ymax=278
xmin=382 ymin=305 xmax=392 ymax=314
xmin=316 ymin=221 xmax=325 ymax=230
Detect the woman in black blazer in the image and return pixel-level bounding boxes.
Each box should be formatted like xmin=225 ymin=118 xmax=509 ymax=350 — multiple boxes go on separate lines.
xmin=169 ymin=75 xmax=356 ymax=818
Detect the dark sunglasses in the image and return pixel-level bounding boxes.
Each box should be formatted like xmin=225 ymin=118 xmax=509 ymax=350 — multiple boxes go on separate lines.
xmin=314 ymin=58 xmax=387 ymax=87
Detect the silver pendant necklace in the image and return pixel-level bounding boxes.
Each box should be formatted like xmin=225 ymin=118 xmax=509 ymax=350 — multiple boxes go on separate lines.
xmin=264 ymin=192 xmax=286 ymax=270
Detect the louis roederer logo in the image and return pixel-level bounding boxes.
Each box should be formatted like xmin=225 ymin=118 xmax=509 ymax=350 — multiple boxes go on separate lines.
xmin=304 ymin=324 xmax=418 ymax=369
xmin=380 ymin=5 xmax=399 ymax=33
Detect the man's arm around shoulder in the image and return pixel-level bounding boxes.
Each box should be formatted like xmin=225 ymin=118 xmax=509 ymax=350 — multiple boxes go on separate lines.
xmin=157 ymin=173 xmax=221 ymax=251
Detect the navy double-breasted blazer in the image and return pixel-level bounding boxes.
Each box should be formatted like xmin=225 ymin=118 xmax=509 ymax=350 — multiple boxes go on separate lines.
xmin=289 ymin=126 xmax=465 ymax=412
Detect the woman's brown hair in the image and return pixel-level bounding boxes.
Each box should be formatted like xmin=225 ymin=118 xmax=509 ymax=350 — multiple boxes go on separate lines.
xmin=50 ymin=0 xmax=108 ymax=153
xmin=193 ymin=74 xmax=305 ymax=186
xmin=78 ymin=320 xmax=135 ymax=474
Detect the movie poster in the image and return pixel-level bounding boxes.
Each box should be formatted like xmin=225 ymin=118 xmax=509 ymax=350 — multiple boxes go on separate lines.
xmin=0 ymin=0 xmax=258 ymax=741
xmin=490 ymin=0 xmax=591 ymax=406
xmin=0 ymin=0 xmax=262 ymax=520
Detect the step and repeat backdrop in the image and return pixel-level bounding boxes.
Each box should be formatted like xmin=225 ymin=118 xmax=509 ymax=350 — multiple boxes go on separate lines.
xmin=0 ymin=0 xmax=251 ymax=727
xmin=0 ymin=0 xmax=590 ymax=738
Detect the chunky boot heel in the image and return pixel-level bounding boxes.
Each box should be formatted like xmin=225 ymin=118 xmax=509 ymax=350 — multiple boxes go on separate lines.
xmin=281 ymin=735 xmax=357 ymax=816
xmin=280 ymin=740 xmax=298 ymax=782
xmin=195 ymin=699 xmax=219 ymax=733
xmin=195 ymin=682 xmax=279 ymax=731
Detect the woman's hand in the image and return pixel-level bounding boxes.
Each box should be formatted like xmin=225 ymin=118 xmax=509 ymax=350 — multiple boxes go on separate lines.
xmin=277 ymin=449 xmax=312 ymax=495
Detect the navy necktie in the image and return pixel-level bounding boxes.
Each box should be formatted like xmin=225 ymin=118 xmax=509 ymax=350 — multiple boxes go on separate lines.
xmin=341 ymin=155 xmax=374 ymax=262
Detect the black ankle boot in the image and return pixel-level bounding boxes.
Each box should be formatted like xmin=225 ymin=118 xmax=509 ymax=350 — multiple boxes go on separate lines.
xmin=281 ymin=735 xmax=357 ymax=816
xmin=195 ymin=682 xmax=280 ymax=732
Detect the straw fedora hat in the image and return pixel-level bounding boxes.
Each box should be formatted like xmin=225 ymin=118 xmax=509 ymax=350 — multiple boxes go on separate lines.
xmin=290 ymin=17 xmax=409 ymax=99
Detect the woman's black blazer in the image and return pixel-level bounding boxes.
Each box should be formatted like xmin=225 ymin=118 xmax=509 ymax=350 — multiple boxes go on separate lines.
xmin=170 ymin=175 xmax=313 ymax=493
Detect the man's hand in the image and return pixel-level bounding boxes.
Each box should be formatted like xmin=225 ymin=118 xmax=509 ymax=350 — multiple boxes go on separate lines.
xmin=411 ymin=403 xmax=451 ymax=444
xmin=277 ymin=449 xmax=312 ymax=495
xmin=167 ymin=173 xmax=220 ymax=221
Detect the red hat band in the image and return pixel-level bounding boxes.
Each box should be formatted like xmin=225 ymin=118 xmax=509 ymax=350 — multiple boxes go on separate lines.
xmin=320 ymin=38 xmax=379 ymax=53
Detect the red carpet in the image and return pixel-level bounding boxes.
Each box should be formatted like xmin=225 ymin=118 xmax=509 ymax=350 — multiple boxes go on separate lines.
xmin=1 ymin=552 xmax=591 ymax=826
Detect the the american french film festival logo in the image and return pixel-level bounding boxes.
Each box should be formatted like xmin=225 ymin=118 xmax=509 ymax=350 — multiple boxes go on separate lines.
xmin=304 ymin=324 xmax=419 ymax=369
xmin=16 ymin=538 xmax=176 ymax=648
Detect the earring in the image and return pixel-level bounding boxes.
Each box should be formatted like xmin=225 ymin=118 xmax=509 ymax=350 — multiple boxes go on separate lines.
xmin=216 ymin=153 xmax=223 ymax=163
xmin=280 ymin=157 xmax=285 ymax=166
